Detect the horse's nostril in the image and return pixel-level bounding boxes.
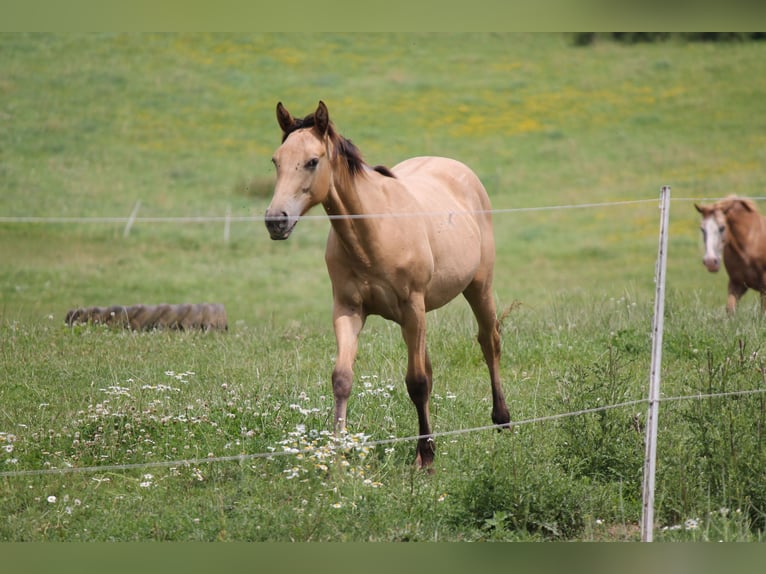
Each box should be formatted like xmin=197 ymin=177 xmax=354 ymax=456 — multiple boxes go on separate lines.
xmin=265 ymin=210 xmax=292 ymax=239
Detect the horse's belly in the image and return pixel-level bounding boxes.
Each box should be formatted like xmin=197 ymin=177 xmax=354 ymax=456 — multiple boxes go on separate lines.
xmin=428 ymin=219 xmax=482 ymax=300
xmin=361 ymin=275 xmax=472 ymax=318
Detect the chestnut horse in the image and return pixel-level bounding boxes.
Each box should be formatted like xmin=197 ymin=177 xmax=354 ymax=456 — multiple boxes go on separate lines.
xmin=695 ymin=195 xmax=766 ymax=313
xmin=264 ymin=101 xmax=511 ymax=467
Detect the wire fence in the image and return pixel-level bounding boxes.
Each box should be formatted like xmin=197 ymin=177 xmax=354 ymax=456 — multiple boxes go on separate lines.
xmin=3 ymin=192 xmax=766 ymax=540
xmin=0 ymin=196 xmax=714 ymax=226
xmin=2 ymin=388 xmax=765 ymax=480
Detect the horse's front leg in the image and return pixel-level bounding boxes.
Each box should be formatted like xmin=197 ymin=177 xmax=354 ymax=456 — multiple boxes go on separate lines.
xmin=727 ymin=280 xmax=747 ymax=314
xmin=400 ymin=296 xmax=435 ymax=469
xmin=332 ymin=304 xmax=365 ymax=433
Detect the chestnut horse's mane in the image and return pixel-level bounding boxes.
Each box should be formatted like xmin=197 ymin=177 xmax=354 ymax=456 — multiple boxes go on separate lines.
xmin=282 ymin=111 xmax=395 ymax=179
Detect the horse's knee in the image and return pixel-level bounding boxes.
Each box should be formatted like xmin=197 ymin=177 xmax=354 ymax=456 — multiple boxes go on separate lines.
xmin=479 ymin=325 xmax=500 ymax=349
xmin=332 ymin=368 xmax=354 ymax=431
xmin=491 ymin=319 xmax=501 ymax=346
xmin=477 ymin=323 xmax=501 ymax=359
xmin=332 ymin=367 xmax=353 ymax=400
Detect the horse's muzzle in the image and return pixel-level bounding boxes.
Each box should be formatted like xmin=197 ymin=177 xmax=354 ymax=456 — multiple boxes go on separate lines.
xmin=264 ymin=210 xmax=295 ymax=240
xmin=702 ymin=255 xmax=720 ymax=273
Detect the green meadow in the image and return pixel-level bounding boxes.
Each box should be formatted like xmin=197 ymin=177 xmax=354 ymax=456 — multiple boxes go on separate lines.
xmin=2 ymin=33 xmax=766 ymax=541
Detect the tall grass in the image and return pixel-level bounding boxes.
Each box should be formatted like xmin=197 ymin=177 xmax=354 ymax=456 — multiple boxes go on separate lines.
xmin=2 ymin=33 xmax=766 ymax=541
xmin=3 ymin=294 xmax=764 ymax=541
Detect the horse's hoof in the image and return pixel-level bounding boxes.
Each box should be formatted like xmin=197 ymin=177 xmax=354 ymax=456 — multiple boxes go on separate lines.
xmin=415 ymin=449 xmax=435 ymax=472
xmin=493 ymin=409 xmax=512 ymax=432
xmin=415 ymin=457 xmax=436 ymax=474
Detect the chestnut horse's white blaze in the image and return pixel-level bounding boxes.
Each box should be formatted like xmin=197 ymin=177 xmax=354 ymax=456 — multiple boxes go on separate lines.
xmin=698 ymin=208 xmax=726 ymax=273
xmin=265 ymin=101 xmax=511 ymax=468
xmin=695 ymin=196 xmax=766 ymax=313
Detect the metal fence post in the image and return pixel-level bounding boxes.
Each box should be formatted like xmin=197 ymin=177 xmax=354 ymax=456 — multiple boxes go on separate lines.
xmin=641 ymin=185 xmax=671 ymax=542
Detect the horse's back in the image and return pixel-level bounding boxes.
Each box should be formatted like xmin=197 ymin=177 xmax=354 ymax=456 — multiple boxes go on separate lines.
xmin=391 ymin=156 xmax=491 ymax=212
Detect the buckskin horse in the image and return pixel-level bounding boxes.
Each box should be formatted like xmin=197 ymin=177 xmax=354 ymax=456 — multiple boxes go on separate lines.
xmin=695 ymin=195 xmax=766 ymax=313
xmin=264 ymin=101 xmax=511 ymax=467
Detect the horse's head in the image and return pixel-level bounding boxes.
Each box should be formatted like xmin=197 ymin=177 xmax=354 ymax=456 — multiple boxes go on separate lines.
xmin=265 ymin=101 xmax=333 ymax=240
xmin=695 ymin=202 xmax=727 ymax=272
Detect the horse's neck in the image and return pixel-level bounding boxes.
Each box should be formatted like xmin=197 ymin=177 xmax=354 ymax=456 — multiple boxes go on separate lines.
xmin=323 ymin=172 xmax=382 ymax=265
xmin=324 ymin=171 xmax=363 ymax=217
xmin=726 ymin=211 xmax=765 ymax=256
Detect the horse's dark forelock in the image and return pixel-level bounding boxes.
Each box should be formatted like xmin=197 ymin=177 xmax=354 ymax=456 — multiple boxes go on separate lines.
xmin=280 ymin=112 xmax=318 ymax=142
xmin=281 ymin=112 xmax=394 ymax=179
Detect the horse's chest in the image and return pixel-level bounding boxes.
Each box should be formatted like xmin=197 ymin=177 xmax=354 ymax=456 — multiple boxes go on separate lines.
xmin=329 ymin=270 xmax=400 ymax=321
xmin=725 ymin=248 xmax=766 ymax=289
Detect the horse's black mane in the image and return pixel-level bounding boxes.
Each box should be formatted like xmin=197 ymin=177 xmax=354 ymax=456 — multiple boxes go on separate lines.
xmin=282 ymin=112 xmax=395 ymax=179
xmin=372 ymin=164 xmax=396 ymax=177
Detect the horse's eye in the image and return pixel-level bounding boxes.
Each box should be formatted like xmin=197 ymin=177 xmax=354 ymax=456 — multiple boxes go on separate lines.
xmin=305 ymin=158 xmax=319 ymax=170
xmin=718 ymin=226 xmax=725 ymax=234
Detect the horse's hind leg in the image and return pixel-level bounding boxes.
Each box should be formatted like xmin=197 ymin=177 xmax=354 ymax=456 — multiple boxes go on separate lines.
xmin=400 ymin=296 xmax=435 ymax=469
xmin=463 ymin=280 xmax=511 ymax=428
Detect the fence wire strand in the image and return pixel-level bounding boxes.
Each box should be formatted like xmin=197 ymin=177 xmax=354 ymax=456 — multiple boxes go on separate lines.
xmin=0 ymin=196 xmax=735 ymax=226
xmin=2 ymin=388 xmax=765 ymax=480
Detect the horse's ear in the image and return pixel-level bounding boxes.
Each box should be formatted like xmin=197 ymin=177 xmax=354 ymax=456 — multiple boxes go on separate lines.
xmin=694 ymin=203 xmax=703 ymax=214
xmin=315 ymin=101 xmax=330 ymax=136
xmin=720 ymin=196 xmax=754 ymax=214
xmin=276 ymin=102 xmax=296 ymax=134
xmin=738 ymin=198 xmax=757 ymax=213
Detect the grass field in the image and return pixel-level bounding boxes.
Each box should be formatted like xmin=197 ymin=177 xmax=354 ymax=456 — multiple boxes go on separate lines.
xmin=2 ymin=33 xmax=766 ymax=541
